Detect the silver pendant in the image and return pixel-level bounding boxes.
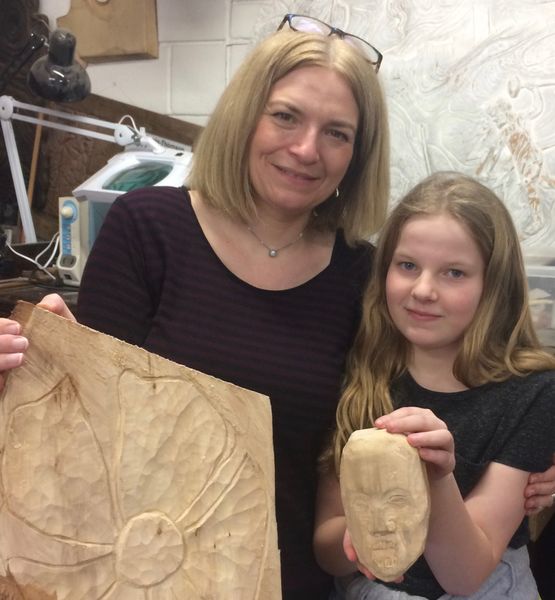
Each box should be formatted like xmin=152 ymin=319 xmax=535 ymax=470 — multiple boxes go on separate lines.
xmin=269 ymin=249 xmax=278 ymax=257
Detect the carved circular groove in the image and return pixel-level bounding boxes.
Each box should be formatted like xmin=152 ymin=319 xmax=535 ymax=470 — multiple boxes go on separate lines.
xmin=115 ymin=512 xmax=184 ymax=586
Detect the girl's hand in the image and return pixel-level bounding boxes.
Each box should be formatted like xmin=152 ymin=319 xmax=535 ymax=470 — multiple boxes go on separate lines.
xmin=343 ymin=529 xmax=404 ymax=583
xmin=343 ymin=529 xmax=376 ymax=581
xmin=524 ymin=454 xmax=555 ymax=515
xmin=375 ymin=407 xmax=455 ymax=480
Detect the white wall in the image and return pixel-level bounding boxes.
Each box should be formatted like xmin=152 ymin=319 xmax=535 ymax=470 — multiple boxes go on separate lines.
xmin=39 ymin=0 xmax=268 ymax=127
xmin=39 ymin=0 xmax=555 ymax=248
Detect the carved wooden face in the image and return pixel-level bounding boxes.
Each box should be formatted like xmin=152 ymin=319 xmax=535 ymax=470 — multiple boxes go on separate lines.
xmin=340 ymin=428 xmax=430 ymax=581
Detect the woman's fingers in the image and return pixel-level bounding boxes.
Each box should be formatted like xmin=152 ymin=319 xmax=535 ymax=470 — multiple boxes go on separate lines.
xmin=0 ymin=348 xmax=26 ymax=372
xmin=0 ymin=319 xmax=21 ymax=337
xmin=37 ymin=293 xmax=76 ymax=322
xmin=524 ymin=456 xmax=555 ymax=513
xmin=0 ymin=294 xmax=74 ymax=385
xmin=0 ymin=319 xmax=28 ymax=371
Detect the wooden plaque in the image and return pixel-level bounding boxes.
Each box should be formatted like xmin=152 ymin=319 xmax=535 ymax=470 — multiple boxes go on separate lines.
xmin=58 ymin=0 xmax=159 ymax=62
xmin=0 ymin=302 xmax=281 ymax=599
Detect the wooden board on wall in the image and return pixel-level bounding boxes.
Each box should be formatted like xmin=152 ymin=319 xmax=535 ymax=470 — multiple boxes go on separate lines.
xmin=58 ymin=0 xmax=158 ymax=62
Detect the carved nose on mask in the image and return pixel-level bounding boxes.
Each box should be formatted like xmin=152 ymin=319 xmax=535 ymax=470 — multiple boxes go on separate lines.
xmin=370 ymin=510 xmax=396 ymax=534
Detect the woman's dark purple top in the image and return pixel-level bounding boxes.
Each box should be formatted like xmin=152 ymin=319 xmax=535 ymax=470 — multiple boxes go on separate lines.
xmin=77 ymin=186 xmax=373 ymax=599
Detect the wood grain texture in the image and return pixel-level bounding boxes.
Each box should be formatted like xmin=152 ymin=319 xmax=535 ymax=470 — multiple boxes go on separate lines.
xmin=0 ymin=302 xmax=281 ymax=599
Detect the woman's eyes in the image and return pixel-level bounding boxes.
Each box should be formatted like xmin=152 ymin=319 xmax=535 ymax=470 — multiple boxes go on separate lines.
xmin=269 ymin=112 xmax=351 ymax=142
xmin=399 ymin=261 xmax=416 ymax=271
xmin=272 ymin=111 xmax=296 ymax=124
xmin=447 ymin=269 xmax=465 ymax=279
xmin=326 ymin=129 xmax=350 ymax=142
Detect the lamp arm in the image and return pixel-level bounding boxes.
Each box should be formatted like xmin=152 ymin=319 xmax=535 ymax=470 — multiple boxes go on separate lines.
xmin=0 ymin=95 xmax=154 ymax=243
xmin=1 ymin=96 xmax=136 ymax=144
xmin=1 ymin=118 xmax=37 ymax=242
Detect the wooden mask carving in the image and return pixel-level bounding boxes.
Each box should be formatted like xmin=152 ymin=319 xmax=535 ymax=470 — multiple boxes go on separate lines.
xmin=340 ymin=428 xmax=430 ymax=581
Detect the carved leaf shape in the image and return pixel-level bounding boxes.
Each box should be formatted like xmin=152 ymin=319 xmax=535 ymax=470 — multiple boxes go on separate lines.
xmin=117 ymin=371 xmax=234 ymax=520
xmin=3 ymin=377 xmax=116 ymax=543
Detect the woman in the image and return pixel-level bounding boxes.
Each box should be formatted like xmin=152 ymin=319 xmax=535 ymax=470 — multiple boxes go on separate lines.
xmin=1 ymin=17 xmax=387 ymax=598
xmin=0 ymin=16 xmax=553 ymax=599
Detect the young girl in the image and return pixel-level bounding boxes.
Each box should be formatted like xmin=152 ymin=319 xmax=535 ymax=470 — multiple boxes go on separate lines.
xmin=314 ymin=171 xmax=555 ymax=599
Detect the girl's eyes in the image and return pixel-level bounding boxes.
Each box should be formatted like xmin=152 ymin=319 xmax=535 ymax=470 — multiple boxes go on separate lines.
xmin=397 ymin=260 xmax=465 ymax=279
xmin=396 ymin=262 xmax=465 ymax=279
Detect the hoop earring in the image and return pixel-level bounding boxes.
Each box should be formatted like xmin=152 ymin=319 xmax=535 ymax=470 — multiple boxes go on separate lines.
xmin=335 ymin=188 xmax=340 ymax=198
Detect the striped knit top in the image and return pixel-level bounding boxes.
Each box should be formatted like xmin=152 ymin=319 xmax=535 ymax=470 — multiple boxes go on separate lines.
xmin=77 ymin=186 xmax=373 ymax=599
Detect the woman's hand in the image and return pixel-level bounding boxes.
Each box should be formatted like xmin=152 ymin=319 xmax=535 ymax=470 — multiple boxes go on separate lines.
xmin=524 ymin=453 xmax=555 ymax=515
xmin=0 ymin=319 xmax=28 ymax=375
xmin=0 ymin=294 xmax=75 ymax=391
xmin=375 ymin=407 xmax=455 ymax=480
xmin=36 ymin=293 xmax=76 ymax=322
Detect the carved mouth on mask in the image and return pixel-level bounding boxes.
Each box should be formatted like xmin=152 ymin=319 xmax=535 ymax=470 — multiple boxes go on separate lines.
xmin=370 ymin=539 xmax=396 ymax=550
xmin=371 ymin=543 xmax=398 ymax=570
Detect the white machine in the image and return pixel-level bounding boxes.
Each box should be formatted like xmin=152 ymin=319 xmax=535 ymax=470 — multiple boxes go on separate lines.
xmin=57 ymin=148 xmax=193 ymax=286
xmin=0 ymin=94 xmax=193 ymax=286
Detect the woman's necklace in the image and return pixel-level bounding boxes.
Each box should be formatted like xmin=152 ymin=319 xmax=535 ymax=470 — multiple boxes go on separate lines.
xmin=246 ymin=225 xmax=305 ymax=258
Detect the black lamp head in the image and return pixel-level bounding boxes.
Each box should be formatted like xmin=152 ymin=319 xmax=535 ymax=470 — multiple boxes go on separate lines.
xmin=28 ymin=29 xmax=90 ymax=102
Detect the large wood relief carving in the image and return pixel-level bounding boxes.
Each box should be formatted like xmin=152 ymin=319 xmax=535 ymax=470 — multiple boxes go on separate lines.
xmin=0 ymin=302 xmax=281 ymax=599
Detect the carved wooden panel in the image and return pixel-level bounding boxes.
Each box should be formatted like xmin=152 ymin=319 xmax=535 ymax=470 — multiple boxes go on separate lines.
xmin=0 ymin=302 xmax=281 ymax=599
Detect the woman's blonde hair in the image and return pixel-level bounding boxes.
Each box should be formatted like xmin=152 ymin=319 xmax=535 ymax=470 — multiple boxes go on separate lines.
xmin=187 ymin=29 xmax=390 ymax=243
xmin=330 ymin=171 xmax=555 ymax=471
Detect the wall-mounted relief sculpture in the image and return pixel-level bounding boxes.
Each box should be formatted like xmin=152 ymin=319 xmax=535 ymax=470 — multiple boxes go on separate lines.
xmin=256 ymin=0 xmax=555 ymax=247
xmin=0 ymin=302 xmax=281 ymax=599
xmin=340 ymin=428 xmax=430 ymax=582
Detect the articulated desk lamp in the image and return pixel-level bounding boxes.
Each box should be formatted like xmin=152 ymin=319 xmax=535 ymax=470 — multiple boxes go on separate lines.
xmin=1 ymin=28 xmax=91 ymax=244
xmin=1 ymin=29 xmax=192 ymax=284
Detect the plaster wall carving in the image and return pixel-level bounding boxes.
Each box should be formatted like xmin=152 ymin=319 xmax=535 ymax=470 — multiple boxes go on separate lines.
xmin=255 ymin=0 xmax=555 ymax=248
